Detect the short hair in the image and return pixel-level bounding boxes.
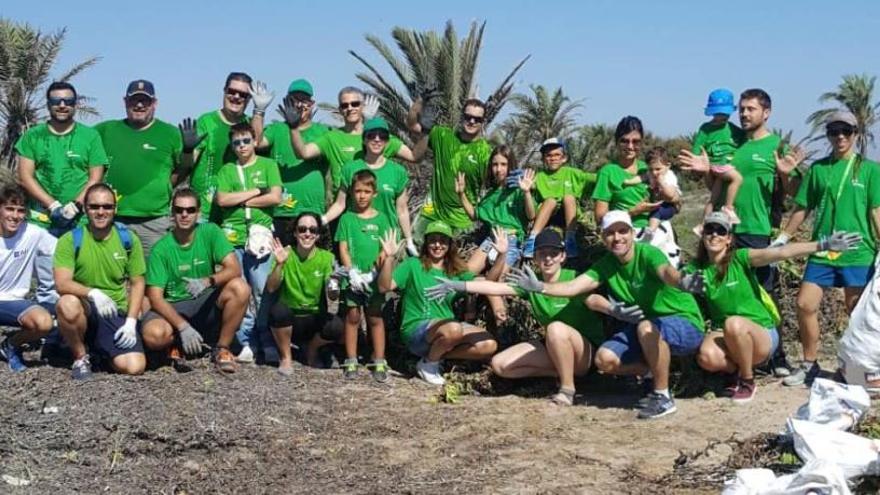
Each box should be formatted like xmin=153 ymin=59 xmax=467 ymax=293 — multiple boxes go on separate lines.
xmin=337 ymin=86 xmax=364 ymax=102
xmin=615 ymin=116 xmax=644 ymax=141
xmin=740 ymin=88 xmax=772 ymax=110
xmin=351 ymin=169 xmax=377 ymax=191
xmin=0 ymin=184 xmax=26 ymax=206
xmin=46 ymin=81 xmax=77 ymax=100
xmin=646 ymin=146 xmax=668 ymax=164
xmin=462 ymin=98 xmax=486 ymax=113
xmin=224 ymin=72 xmax=252 ymax=88
xmin=228 ymin=122 xmax=255 ymax=139
xmin=295 ymin=211 xmax=322 ymax=230
xmin=84 ymin=183 xmax=116 ymax=205
xmin=172 ymin=187 xmax=200 ymax=209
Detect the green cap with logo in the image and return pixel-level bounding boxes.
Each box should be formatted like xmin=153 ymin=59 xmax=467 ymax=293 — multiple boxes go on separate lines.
xmin=287 ymin=79 xmax=314 ymax=97
xmin=424 ymin=220 xmax=453 ymax=238
xmin=363 ymin=117 xmax=390 ymax=134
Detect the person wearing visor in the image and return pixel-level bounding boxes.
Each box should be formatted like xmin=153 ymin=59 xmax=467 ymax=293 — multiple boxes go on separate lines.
xmin=507 ymin=210 xmax=705 ymax=419
xmin=775 ymin=110 xmax=880 ymax=387
xmin=687 ymin=211 xmax=860 ymax=402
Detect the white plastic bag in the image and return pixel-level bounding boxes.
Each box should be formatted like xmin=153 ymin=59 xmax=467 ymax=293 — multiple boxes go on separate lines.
xmin=637 ymin=220 xmax=681 ymax=268
xmin=723 ymin=459 xmax=851 ymax=495
xmin=245 ymin=224 xmax=274 ymax=260
xmin=838 ymin=251 xmax=880 ymax=388
xmin=790 ymin=378 xmax=871 ymax=431
xmin=789 ymin=418 xmax=880 ymax=480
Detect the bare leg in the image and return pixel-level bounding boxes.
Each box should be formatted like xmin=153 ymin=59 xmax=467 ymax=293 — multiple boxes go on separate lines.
xmin=56 ymin=295 xmax=89 ymax=360
xmin=593 ymin=348 xmax=649 ymax=376
xmin=271 ymin=325 xmax=294 ymax=369
xmin=722 ymin=316 xmax=772 ymax=380
xmin=637 ymin=320 xmax=671 ymax=390
xmin=442 ymin=325 xmax=498 ymax=361
xmin=796 ymin=282 xmax=824 ymax=361
xmin=721 ymin=168 xmax=744 ymax=211
xmin=141 ymin=319 xmax=174 ymax=351
xmin=490 ymin=341 xmax=557 ymax=379
xmin=366 ymin=309 xmax=385 ymax=360
xmin=544 ymin=322 xmax=592 ymax=390
xmin=217 ymin=279 xmax=250 ymax=349
xmin=529 ymin=198 xmax=558 ymax=236
xmin=10 ymin=307 xmax=54 ymax=346
xmin=562 ymin=195 xmax=577 ymax=231
xmin=696 ymin=331 xmax=735 ymax=373
xmin=344 ymin=306 xmax=361 ymax=360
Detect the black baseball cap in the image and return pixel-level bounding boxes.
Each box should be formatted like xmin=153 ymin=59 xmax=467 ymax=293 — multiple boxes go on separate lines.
xmin=534 ymin=228 xmax=564 ymax=250
xmin=126 ymin=79 xmax=155 ymax=98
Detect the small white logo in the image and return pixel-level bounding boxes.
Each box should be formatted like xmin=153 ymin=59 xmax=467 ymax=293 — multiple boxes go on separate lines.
xmin=113 ymin=252 xmax=126 ymax=261
xmin=193 ymin=259 xmax=206 ymax=266
xmin=66 ymin=151 xmax=81 ymax=159
xmin=142 ymin=143 xmax=157 ymax=151
xmin=342 ymin=146 xmax=356 ymax=153
xmin=725 ymin=280 xmax=739 ymax=288
xmin=467 ymin=154 xmax=477 ymax=164
xmin=313 ymin=270 xmax=322 ymax=277
xmin=383 ymin=184 xmax=394 ymax=192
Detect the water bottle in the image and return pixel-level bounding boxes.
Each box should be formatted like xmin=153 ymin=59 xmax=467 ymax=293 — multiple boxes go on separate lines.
xmin=326 ymin=277 xmax=341 ymax=315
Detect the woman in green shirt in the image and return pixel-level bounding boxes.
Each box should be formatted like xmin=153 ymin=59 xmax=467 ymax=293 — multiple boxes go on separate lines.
xmin=688 ymin=212 xmax=861 ymax=402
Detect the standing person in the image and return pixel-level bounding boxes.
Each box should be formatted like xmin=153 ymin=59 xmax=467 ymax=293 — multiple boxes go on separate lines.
xmin=378 ymin=222 xmax=498 ymax=386
xmin=592 ymin=116 xmax=653 ymax=231
xmin=0 ymin=185 xmax=56 ymax=372
xmin=773 ymin=111 xmax=880 ymax=386
xmin=256 ymin=79 xmax=330 ymax=246
xmin=688 ymin=212 xmax=861 ymax=402
xmin=427 ymin=228 xmax=604 ymax=406
xmin=266 ymin=213 xmax=345 ymax=375
xmin=507 ymin=211 xmax=706 ymax=419
xmin=140 ymin=188 xmax=251 ymax=373
xmin=214 ymin=123 xmax=282 ymax=363
xmin=334 ymin=170 xmax=394 ymax=382
xmin=16 ymin=81 xmax=107 ymax=304
xmin=407 ymin=97 xmax=493 ymax=237
xmin=96 ymin=80 xmax=192 ymax=257
xmin=53 ymin=183 xmax=147 ymax=380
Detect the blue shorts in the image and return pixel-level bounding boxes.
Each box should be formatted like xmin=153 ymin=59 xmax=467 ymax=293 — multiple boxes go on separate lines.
xmin=803 ymin=262 xmax=874 ymax=288
xmin=0 ymin=300 xmax=46 ymax=327
xmin=599 ymin=316 xmax=703 ymax=365
xmin=405 ymin=319 xmax=477 ymax=358
xmin=766 ymin=327 xmax=780 ymax=363
xmin=479 ymin=235 xmax=522 ymax=266
xmin=649 ymin=202 xmax=678 ymax=221
xmin=83 ymin=299 xmax=144 ymax=359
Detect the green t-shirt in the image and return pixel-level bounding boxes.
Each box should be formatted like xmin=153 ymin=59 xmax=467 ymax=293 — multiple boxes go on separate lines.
xmin=729 ymin=133 xmax=786 ymax=236
xmin=515 ymin=268 xmax=604 ymax=346
xmin=692 ymin=121 xmax=745 ymax=165
xmin=274 ymin=247 xmax=335 ymax=314
xmin=423 ymin=126 xmax=492 ymax=230
xmin=192 ymin=111 xmax=249 ymax=216
xmin=392 ymin=257 xmax=475 ymax=343
xmin=535 ymin=165 xmax=592 ymax=202
xmin=794 ymin=154 xmax=880 ymax=267
xmin=96 ymin=119 xmax=183 ymax=217
xmin=591 ymin=161 xmax=651 ymax=228
xmin=262 ymin=121 xmax=330 ymax=216
xmin=334 ymin=211 xmax=393 ymax=272
xmin=585 ymin=242 xmax=705 ymax=331
xmin=53 ymin=226 xmax=146 ymax=312
xmin=475 ymin=186 xmax=531 ymax=238
xmin=215 ymin=156 xmax=282 ymax=247
xmin=685 ymin=249 xmax=774 ymax=330
xmin=14 ymin=122 xmax=107 ymax=228
xmin=339 ymin=159 xmax=409 ymax=230
xmin=146 ymin=223 xmax=234 ymax=303
xmin=313 ymin=129 xmax=403 ymax=192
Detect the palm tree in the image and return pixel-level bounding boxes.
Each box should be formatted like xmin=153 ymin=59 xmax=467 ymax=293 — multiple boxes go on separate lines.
xmin=348 ymin=20 xmax=529 ymax=138
xmin=0 ymin=19 xmax=99 ymax=168
xmin=564 ymin=124 xmax=616 ymax=170
xmin=498 ymin=84 xmax=583 ymax=165
xmin=806 ymin=74 xmax=879 ymax=156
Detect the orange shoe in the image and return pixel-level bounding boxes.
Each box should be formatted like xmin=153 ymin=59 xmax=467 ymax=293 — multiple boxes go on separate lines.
xmin=168 ymin=346 xmax=193 ymax=373
xmin=213 ymin=347 xmax=238 ymax=373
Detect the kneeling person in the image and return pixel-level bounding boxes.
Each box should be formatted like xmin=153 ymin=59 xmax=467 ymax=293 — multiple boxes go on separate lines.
xmin=54 ymin=183 xmax=147 ymax=380
xmin=141 ymin=188 xmax=250 ymax=373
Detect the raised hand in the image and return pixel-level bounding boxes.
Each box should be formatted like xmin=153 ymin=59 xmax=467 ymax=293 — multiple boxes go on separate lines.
xmin=518 ymin=168 xmax=535 ymax=192
xmin=250 ymin=81 xmax=275 ymax=113
xmin=774 ymin=146 xmax=806 ymax=175
xmin=278 ymin=98 xmax=303 ymax=129
xmin=505 ymin=265 xmax=543 ymax=293
xmin=380 ymin=229 xmax=402 ymax=258
xmin=272 ymin=237 xmax=289 ymax=265
xmin=362 ymin=94 xmax=380 ymax=120
xmin=678 ymin=148 xmax=710 ymax=173
xmin=179 ymin=117 xmax=205 ymax=153
xmin=677 ymin=271 xmax=705 ymax=295
xmin=425 ymin=276 xmax=466 ymax=301
xmin=490 ymin=226 xmax=509 ymax=255
xmin=454 ymin=172 xmax=466 ymax=195
xmin=818 ymin=231 xmax=862 ymax=252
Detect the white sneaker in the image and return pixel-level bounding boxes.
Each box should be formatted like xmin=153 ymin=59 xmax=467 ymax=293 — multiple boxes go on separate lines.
xmin=236 ymin=345 xmax=255 ymax=363
xmin=416 ymin=359 xmax=445 ymax=385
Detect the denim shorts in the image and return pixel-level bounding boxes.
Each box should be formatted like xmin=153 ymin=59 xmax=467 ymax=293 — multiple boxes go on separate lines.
xmin=479 ymin=234 xmax=522 ymax=266
xmin=803 ymin=262 xmax=874 ymax=288
xmin=765 ymin=327 xmax=780 ymax=364
xmin=406 ymin=319 xmax=477 ymax=358
xmin=599 ymin=316 xmax=703 ymax=365
xmin=0 ymin=299 xmax=45 ymax=327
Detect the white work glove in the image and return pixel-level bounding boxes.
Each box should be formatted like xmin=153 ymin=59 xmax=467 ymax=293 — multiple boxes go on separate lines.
xmin=349 ymin=268 xmax=368 ymax=294
xmin=113 ymin=317 xmax=138 ymax=349
xmin=406 ymin=238 xmax=419 ymax=257
xmin=88 ymin=289 xmax=118 ymax=319
xmin=249 ymin=81 xmax=275 ymax=113
xmin=48 ymin=200 xmax=63 ymax=214
xmin=182 ymin=277 xmax=210 ymax=299
xmin=362 ymin=94 xmax=380 ymax=120
xmin=61 ymin=201 xmax=79 ymax=220
xmin=178 ymin=323 xmax=205 ymax=356
xmin=769 ymin=233 xmax=790 ymax=249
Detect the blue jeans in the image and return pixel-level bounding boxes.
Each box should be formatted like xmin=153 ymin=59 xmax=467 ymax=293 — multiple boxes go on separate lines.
xmin=234 ymin=248 xmax=274 ymax=351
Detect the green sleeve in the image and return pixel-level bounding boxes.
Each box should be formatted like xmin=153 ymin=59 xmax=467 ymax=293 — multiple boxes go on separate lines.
xmin=87 ymin=130 xmax=108 ymax=167
xmin=313 ymin=133 xmax=331 ymax=157
xmin=459 ymin=271 xmax=476 ymax=282
xmin=215 ymin=165 xmax=234 ymax=192
xmin=734 ymin=248 xmax=751 ymax=267
xmin=264 ymin=124 xmax=278 ymax=147
xmin=320 ymin=251 xmax=334 ymax=282
xmin=591 ymin=166 xmax=613 ymax=202
xmin=584 ymin=254 xmax=613 ymax=284
xmin=691 ymin=128 xmax=707 ymax=154
xmin=127 ymin=233 xmax=147 ymax=277
xmin=386 ymin=135 xmax=403 ymax=158
xmin=868 ymin=162 xmax=880 ymax=209
xmin=266 ymin=159 xmax=282 ymax=187
xmin=14 ymin=130 xmax=36 ymax=160
xmin=339 ymin=162 xmax=354 ymax=193
xmin=53 ymin=233 xmax=75 ymax=270
xmin=392 ymin=258 xmax=412 ymax=289
xmin=146 ymin=244 xmax=169 ymax=288
xmin=644 ymin=244 xmax=671 ymax=273
xmin=334 ymin=215 xmax=350 ymax=243
xmin=399 ymin=164 xmax=410 ymax=193
xmin=209 ymin=224 xmax=234 ymax=262
xmin=793 ymin=166 xmax=813 ymax=209
xmin=428 ymin=126 xmax=445 ymax=153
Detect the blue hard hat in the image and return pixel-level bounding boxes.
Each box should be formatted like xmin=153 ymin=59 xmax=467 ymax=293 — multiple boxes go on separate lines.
xmin=704 ymin=88 xmax=735 ymax=117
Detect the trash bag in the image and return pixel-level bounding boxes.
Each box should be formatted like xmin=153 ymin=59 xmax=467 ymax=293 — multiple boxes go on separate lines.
xmin=723 ymin=459 xmax=851 ymax=495
xmin=788 ymin=418 xmax=880 ymax=480
xmin=838 ymin=251 xmax=880 ymax=392
xmin=789 ymin=378 xmax=871 ymax=432
xmin=637 ymin=220 xmax=681 ymax=268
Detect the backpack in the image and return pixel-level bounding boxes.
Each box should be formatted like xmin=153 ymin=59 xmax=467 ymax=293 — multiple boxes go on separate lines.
xmin=72 ymin=222 xmax=133 ymax=260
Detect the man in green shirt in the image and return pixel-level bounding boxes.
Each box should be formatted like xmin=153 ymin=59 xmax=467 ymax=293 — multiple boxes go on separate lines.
xmin=96 ymin=80 xmax=194 ymax=257
xmin=54 ymin=183 xmax=146 ymax=380
xmin=508 ymin=210 xmax=705 ymax=419
xmin=16 ymin=81 xmax=107 ymax=305
xmin=141 ymin=188 xmax=250 ymax=373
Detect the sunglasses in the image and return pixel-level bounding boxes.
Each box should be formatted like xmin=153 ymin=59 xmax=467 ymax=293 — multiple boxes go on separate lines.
xmin=462 ymin=114 xmax=485 ymax=124
xmin=296 ymin=226 xmax=319 ymax=235
xmin=826 ymin=126 xmax=855 ymax=138
xmin=339 ymin=101 xmax=362 ymax=110
xmin=535 ymin=248 xmax=564 ymax=259
xmin=126 ymin=95 xmax=154 ymax=107
xmin=86 ymin=203 xmax=115 ymax=211
xmin=702 ymin=223 xmax=729 ymax=237
xmin=48 ymin=97 xmax=77 ymax=107
xmin=225 ymin=88 xmax=250 ymax=99
xmin=364 ymin=131 xmax=389 ymax=142
xmin=619 ymin=138 xmax=642 ymax=146
xmin=172 ymin=206 xmax=198 ymax=215
xmin=231 ymin=137 xmax=253 ymax=147
xmin=425 ymin=234 xmax=450 ymax=245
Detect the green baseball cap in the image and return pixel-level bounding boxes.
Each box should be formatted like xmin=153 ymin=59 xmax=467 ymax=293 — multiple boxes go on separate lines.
xmin=287 ymin=79 xmax=314 ymax=97
xmin=424 ymin=221 xmax=453 ymax=238
xmin=363 ymin=117 xmax=390 ymax=134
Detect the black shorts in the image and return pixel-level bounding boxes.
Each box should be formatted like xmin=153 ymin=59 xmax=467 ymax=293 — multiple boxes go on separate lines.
xmin=734 ymin=234 xmax=775 ymax=292
xmin=268 ymin=302 xmax=343 ymax=344
xmin=143 ymin=288 xmax=222 ymax=342
xmin=83 ymin=299 xmax=144 ymax=359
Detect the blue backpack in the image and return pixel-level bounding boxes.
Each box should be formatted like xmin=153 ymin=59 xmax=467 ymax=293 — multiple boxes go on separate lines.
xmin=72 ymin=222 xmax=133 ymax=260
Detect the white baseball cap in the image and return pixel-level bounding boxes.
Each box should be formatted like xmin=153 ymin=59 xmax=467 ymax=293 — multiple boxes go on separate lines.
xmin=600 ymin=210 xmax=633 ymax=231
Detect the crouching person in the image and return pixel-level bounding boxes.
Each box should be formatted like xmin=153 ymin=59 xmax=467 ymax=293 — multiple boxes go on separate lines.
xmin=54 ymin=183 xmax=146 ymax=380
xmin=141 ymin=188 xmax=250 ymax=373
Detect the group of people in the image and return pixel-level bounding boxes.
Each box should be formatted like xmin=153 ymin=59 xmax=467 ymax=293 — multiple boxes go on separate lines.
xmin=0 ymin=74 xmax=877 ymax=420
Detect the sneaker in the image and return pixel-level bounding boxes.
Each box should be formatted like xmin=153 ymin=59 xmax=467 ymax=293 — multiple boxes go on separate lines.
xmin=370 ymin=359 xmax=389 ymax=383
xmin=71 ymin=355 xmax=93 ymax=381
xmin=416 ymin=358 xmax=445 ymax=385
xmin=277 ymin=363 xmax=293 ymax=377
xmin=0 ymin=339 xmax=26 ymax=373
xmin=720 ymin=373 xmax=739 ymax=398
xmin=637 ymin=393 xmax=677 ymax=419
xmin=721 ymin=206 xmax=741 ymax=225
xmin=522 ymin=235 xmax=536 ymax=259
xmin=564 ymin=231 xmax=579 ymax=258
xmin=213 ymin=347 xmax=238 ymax=373
xmin=342 ymin=358 xmax=359 ymax=380
xmin=235 ymin=345 xmax=254 ymax=363
xmin=783 ymin=361 xmax=820 ymax=387
xmin=549 ymin=388 xmax=575 ymax=406
xmin=731 ymin=379 xmax=757 ymax=404
xmin=168 ymin=346 xmax=193 ymax=373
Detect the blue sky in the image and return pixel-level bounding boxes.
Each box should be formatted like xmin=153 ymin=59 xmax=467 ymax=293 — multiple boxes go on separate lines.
xmin=8 ymin=0 xmax=880 ymax=153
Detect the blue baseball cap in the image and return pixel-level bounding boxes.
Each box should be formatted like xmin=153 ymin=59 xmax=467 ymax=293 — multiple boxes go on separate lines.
xmin=126 ymin=79 xmax=155 ymax=98
xmin=704 ymin=88 xmax=735 ymax=116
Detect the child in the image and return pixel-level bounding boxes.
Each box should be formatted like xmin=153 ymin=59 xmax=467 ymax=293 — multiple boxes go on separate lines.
xmin=334 ymin=169 xmax=393 ymax=382
xmin=623 ymin=146 xmax=681 ymax=242
xmin=693 ymin=88 xmax=745 ymax=225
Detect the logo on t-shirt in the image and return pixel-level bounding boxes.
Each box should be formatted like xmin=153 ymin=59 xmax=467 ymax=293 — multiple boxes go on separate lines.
xmin=751 ymin=153 xmax=769 ymax=164
xmin=142 ymin=143 xmax=157 ymax=151
xmin=342 ymin=146 xmax=356 ymax=153
xmin=725 ymin=280 xmax=740 ymax=288
xmin=382 ymin=184 xmax=394 ymax=192
xmin=113 ymin=251 xmax=126 ymax=261
xmin=313 ymin=270 xmax=322 ymax=277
